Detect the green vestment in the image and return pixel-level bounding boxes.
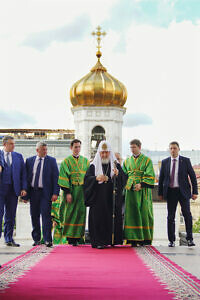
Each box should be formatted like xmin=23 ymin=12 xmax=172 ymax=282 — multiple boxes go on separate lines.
xmin=51 ymin=194 xmax=68 ymax=244
xmin=123 ymin=154 xmax=155 ymax=243
xmin=53 ymin=155 xmax=89 ymax=243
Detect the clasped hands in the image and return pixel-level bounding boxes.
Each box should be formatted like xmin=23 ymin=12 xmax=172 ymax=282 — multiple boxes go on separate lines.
xmin=96 ymin=168 xmax=119 ymax=183
xmin=96 ymin=175 xmax=108 ymax=182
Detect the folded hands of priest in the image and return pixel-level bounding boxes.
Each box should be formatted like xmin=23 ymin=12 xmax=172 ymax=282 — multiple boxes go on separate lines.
xmin=96 ymin=175 xmax=108 ymax=182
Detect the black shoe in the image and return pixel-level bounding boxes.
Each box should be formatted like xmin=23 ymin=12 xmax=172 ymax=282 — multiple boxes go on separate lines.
xmin=45 ymin=242 xmax=53 ymax=247
xmin=131 ymin=241 xmax=139 ymax=247
xmin=32 ymin=241 xmax=41 ymax=246
xmin=97 ymin=245 xmax=105 ymax=249
xmin=92 ymin=245 xmax=97 ymax=248
xmin=143 ymin=240 xmax=152 ymax=246
xmin=168 ymin=242 xmax=175 ymax=247
xmin=188 ymin=240 xmax=195 ymax=247
xmin=6 ymin=241 xmax=20 ymax=247
xmin=72 ymin=240 xmax=78 ymax=246
xmin=138 ymin=241 xmax=145 ymax=246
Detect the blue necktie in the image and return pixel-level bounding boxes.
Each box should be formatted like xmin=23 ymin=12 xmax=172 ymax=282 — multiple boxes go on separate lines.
xmin=6 ymin=153 xmax=11 ymax=167
xmin=34 ymin=158 xmax=42 ymax=188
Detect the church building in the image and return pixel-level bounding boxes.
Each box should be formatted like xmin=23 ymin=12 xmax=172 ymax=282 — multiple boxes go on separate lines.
xmin=70 ymin=26 xmax=127 ymax=159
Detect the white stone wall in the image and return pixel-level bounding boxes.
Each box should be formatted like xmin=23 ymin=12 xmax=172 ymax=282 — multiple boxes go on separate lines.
xmin=71 ymin=106 xmax=126 ymax=159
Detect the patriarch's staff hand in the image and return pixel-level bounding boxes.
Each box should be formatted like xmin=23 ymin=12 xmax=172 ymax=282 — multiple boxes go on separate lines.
xmin=66 ymin=193 xmax=72 ymax=203
xmin=192 ymin=194 xmax=198 ymax=200
xmin=113 ymin=168 xmax=119 ymax=176
xmin=158 ymin=195 xmax=163 ymax=201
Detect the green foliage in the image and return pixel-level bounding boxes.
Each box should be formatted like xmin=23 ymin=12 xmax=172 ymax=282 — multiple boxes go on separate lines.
xmin=193 ymin=217 xmax=200 ymax=233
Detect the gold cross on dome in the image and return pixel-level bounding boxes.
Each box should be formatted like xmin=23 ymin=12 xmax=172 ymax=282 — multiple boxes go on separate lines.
xmin=92 ymin=26 xmax=106 ymax=58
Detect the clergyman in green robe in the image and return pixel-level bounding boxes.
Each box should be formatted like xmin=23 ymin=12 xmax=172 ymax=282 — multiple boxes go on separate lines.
xmin=123 ymin=139 xmax=155 ymax=246
xmin=56 ymin=139 xmax=89 ymax=246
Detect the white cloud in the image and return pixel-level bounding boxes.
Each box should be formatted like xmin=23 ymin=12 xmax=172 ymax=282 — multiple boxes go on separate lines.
xmin=0 ymin=1 xmax=199 ymax=153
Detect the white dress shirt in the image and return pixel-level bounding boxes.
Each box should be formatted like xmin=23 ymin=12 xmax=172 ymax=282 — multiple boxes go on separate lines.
xmin=3 ymin=150 xmax=12 ymax=165
xmin=31 ymin=156 xmax=45 ymax=188
xmin=170 ymin=155 xmax=179 ymax=187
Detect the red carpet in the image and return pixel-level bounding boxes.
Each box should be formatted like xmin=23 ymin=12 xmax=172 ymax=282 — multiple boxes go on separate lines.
xmin=0 ymin=245 xmax=175 ymax=299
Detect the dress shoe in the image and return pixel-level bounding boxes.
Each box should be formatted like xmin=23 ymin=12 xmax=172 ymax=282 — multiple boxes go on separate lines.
xmin=168 ymin=242 xmax=175 ymax=247
xmin=45 ymin=242 xmax=53 ymax=247
xmin=131 ymin=241 xmax=139 ymax=247
xmin=72 ymin=241 xmax=78 ymax=246
xmin=6 ymin=241 xmax=20 ymax=247
xmin=188 ymin=240 xmax=195 ymax=247
xmin=32 ymin=241 xmax=41 ymax=246
xmin=97 ymin=245 xmax=105 ymax=249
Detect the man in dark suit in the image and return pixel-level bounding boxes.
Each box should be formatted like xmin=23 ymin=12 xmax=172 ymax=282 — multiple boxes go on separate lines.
xmin=0 ymin=136 xmax=27 ymax=247
xmin=25 ymin=141 xmax=59 ymax=247
xmin=158 ymin=141 xmax=198 ymax=247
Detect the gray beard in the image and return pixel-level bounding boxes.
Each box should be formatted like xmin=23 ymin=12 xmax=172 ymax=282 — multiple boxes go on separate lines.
xmin=101 ymin=158 xmax=110 ymax=164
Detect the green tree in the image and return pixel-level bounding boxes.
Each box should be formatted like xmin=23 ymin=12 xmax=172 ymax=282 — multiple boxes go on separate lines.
xmin=193 ymin=217 xmax=200 ymax=233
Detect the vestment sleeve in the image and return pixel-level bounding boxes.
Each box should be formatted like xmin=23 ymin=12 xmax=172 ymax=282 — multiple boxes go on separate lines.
xmin=141 ymin=158 xmax=155 ymax=186
xmin=58 ymin=159 xmax=70 ymax=189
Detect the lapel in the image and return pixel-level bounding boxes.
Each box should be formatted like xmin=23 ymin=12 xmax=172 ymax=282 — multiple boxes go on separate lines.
xmin=42 ymin=155 xmax=48 ymax=182
xmin=31 ymin=156 xmax=37 ymax=171
xmin=178 ymin=155 xmax=183 ymax=178
xmin=166 ymin=157 xmax=171 ymax=177
xmin=11 ymin=152 xmax=16 ymax=172
xmin=0 ymin=150 xmax=5 ymax=167
xmin=30 ymin=156 xmax=37 ymax=180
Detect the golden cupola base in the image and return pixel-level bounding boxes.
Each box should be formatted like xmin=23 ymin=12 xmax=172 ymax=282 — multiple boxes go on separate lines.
xmin=70 ymin=27 xmax=127 ymax=108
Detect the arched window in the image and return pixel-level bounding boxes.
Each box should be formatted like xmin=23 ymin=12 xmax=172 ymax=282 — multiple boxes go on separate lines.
xmin=90 ymin=126 xmax=106 ymax=158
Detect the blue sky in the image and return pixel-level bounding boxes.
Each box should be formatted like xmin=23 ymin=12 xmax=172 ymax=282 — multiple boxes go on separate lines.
xmin=0 ymin=0 xmax=200 ymax=152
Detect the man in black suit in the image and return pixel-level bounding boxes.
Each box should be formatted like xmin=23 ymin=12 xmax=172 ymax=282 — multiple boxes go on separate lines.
xmin=158 ymin=141 xmax=198 ymax=247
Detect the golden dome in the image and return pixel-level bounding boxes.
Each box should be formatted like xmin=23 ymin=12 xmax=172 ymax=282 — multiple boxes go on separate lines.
xmin=70 ymin=27 xmax=127 ymax=108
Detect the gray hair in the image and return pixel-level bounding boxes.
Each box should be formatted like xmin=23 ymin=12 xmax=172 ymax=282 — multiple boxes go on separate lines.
xmin=36 ymin=141 xmax=47 ymax=149
xmin=2 ymin=135 xmax=14 ymax=145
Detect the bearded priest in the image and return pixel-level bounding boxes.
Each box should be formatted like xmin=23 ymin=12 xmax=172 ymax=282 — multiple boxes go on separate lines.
xmin=84 ymin=141 xmax=127 ymax=249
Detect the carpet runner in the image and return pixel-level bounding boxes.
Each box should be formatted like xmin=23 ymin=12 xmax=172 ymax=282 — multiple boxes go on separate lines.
xmin=0 ymin=245 xmax=200 ymax=299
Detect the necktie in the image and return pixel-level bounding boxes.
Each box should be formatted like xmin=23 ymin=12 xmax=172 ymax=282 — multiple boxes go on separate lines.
xmin=34 ymin=158 xmax=42 ymax=188
xmin=170 ymin=159 xmax=176 ymax=187
xmin=6 ymin=153 xmax=11 ymax=167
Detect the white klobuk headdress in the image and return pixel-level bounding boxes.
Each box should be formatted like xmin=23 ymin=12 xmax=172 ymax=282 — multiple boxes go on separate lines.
xmin=91 ymin=141 xmax=118 ymax=184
